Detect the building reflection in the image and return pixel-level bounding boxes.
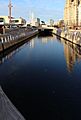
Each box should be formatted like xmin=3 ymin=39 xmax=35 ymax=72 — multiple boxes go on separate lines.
xmin=40 ymin=34 xmax=56 ymax=44
xmin=29 ymin=39 xmax=35 ymax=48
xmin=61 ymin=38 xmax=81 ymax=73
xmin=1 ymin=34 xmax=81 ymax=73
xmin=42 ymin=37 xmax=48 ymax=44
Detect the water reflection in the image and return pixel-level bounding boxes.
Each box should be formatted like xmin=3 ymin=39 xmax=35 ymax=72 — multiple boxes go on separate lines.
xmin=0 ymin=45 xmax=24 ymax=65
xmin=38 ymin=34 xmax=56 ymax=44
xmin=60 ymin=38 xmax=81 ymax=72
xmin=0 ymin=34 xmax=81 ymax=74
xmin=29 ymin=38 xmax=36 ymax=48
xmin=1 ymin=34 xmax=81 ymax=119
xmin=39 ymin=34 xmax=81 ymax=72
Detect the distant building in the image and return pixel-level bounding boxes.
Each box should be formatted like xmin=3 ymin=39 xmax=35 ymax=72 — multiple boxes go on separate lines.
xmin=31 ymin=17 xmax=40 ymax=27
xmin=35 ymin=18 xmax=40 ymax=27
xmin=11 ymin=17 xmax=26 ymax=26
xmin=49 ymin=19 xmax=54 ymax=27
xmin=54 ymin=21 xmax=59 ymax=26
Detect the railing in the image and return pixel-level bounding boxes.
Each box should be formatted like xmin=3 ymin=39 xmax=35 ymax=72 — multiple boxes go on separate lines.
xmin=0 ymin=28 xmax=38 ymax=52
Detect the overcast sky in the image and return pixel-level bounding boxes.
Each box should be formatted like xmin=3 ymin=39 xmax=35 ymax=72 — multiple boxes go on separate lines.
xmin=0 ymin=0 xmax=66 ymax=22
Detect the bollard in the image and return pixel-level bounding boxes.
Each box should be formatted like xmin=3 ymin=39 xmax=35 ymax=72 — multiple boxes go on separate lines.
xmin=9 ymin=36 xmax=11 ymax=41
xmin=1 ymin=37 xmax=4 ymax=43
xmin=1 ymin=37 xmax=4 ymax=51
xmin=11 ymin=36 xmax=14 ymax=41
xmin=7 ymin=36 xmax=10 ymax=42
xmin=5 ymin=37 xmax=7 ymax=43
xmin=2 ymin=26 xmax=5 ymax=34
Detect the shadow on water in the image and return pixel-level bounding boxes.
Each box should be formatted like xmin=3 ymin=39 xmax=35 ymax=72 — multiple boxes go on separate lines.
xmin=0 ymin=35 xmax=37 ymax=64
xmin=38 ymin=32 xmax=53 ymax=37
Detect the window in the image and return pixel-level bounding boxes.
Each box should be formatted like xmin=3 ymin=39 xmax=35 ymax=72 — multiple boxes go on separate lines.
xmin=71 ymin=0 xmax=74 ymax=2
xmin=78 ymin=0 xmax=80 ymax=5
xmin=0 ymin=18 xmax=4 ymax=22
xmin=15 ymin=20 xmax=19 ymax=23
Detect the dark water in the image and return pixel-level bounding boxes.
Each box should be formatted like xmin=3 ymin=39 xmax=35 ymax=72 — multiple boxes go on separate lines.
xmin=0 ymin=34 xmax=81 ymax=120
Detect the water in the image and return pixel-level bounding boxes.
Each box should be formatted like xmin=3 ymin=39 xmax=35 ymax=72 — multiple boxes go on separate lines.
xmin=0 ymin=34 xmax=81 ymax=120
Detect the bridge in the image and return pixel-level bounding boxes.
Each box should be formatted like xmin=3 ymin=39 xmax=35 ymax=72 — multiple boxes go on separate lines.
xmin=38 ymin=25 xmax=57 ymax=34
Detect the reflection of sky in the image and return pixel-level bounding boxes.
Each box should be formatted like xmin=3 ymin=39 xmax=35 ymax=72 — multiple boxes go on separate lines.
xmin=0 ymin=0 xmax=65 ymax=22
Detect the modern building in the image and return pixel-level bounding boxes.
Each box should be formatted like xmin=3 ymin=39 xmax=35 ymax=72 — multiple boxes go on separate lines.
xmin=64 ymin=0 xmax=81 ymax=27
xmin=0 ymin=16 xmax=14 ymax=24
xmin=35 ymin=18 xmax=40 ymax=27
xmin=0 ymin=16 xmax=26 ymax=26
xmin=11 ymin=17 xmax=26 ymax=26
xmin=49 ymin=19 xmax=54 ymax=27
xmin=31 ymin=17 xmax=40 ymax=27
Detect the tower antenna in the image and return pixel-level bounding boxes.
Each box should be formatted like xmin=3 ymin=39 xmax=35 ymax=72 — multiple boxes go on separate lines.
xmin=8 ymin=0 xmax=13 ymax=24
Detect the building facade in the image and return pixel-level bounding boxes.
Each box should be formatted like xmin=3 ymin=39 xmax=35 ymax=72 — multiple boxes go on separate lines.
xmin=11 ymin=17 xmax=26 ymax=26
xmin=64 ymin=0 xmax=81 ymax=27
xmin=0 ymin=16 xmax=26 ymax=26
xmin=0 ymin=16 xmax=12 ymax=24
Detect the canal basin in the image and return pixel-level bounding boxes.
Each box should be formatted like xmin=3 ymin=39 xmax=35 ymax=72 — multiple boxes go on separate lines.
xmin=0 ymin=34 xmax=81 ymax=120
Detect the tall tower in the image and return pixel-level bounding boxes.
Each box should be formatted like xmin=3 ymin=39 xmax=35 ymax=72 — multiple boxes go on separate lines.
xmin=8 ymin=0 xmax=13 ymax=24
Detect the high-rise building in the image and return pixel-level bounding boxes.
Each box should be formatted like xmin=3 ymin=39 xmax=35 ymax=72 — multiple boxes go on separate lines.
xmin=78 ymin=0 xmax=81 ymax=26
xmin=64 ymin=0 xmax=81 ymax=27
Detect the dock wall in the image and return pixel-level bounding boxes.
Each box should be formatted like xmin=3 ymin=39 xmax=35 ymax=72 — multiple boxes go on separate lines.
xmin=0 ymin=28 xmax=38 ymax=53
xmin=53 ymin=28 xmax=81 ymax=47
xmin=0 ymin=86 xmax=26 ymax=120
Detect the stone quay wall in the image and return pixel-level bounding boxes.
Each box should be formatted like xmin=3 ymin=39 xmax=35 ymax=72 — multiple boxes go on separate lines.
xmin=0 ymin=28 xmax=38 ymax=53
xmin=53 ymin=28 xmax=81 ymax=47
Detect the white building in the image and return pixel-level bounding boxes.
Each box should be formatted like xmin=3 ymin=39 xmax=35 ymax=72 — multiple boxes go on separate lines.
xmin=0 ymin=16 xmax=26 ymax=26
xmin=31 ymin=18 xmax=40 ymax=27
xmin=0 ymin=16 xmax=13 ymax=24
xmin=11 ymin=17 xmax=26 ymax=26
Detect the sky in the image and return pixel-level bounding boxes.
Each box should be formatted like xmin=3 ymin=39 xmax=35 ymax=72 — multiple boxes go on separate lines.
xmin=0 ymin=0 xmax=66 ymax=22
